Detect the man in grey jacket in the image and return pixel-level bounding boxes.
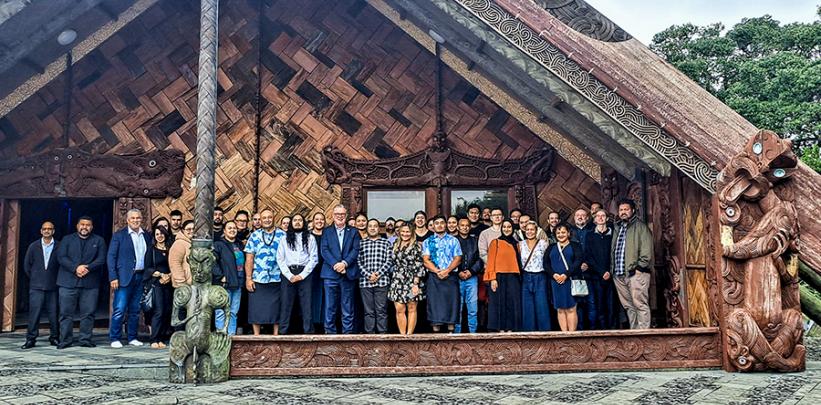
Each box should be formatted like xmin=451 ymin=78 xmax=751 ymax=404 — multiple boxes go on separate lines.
xmin=611 ymin=199 xmax=653 ymax=329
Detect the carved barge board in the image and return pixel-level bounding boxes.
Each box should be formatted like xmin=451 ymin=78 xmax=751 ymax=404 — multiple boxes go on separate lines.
xmin=230 ymin=328 xmax=721 ymax=376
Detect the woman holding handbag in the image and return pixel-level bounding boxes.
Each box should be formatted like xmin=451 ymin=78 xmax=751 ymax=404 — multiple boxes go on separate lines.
xmin=483 ymin=220 xmax=522 ymax=332
xmin=143 ymin=225 xmax=173 ymax=348
xmin=544 ymin=223 xmax=583 ymax=331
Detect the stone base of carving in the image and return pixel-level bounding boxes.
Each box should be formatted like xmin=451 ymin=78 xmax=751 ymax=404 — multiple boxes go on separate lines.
xmin=230 ymin=328 xmax=720 ymax=377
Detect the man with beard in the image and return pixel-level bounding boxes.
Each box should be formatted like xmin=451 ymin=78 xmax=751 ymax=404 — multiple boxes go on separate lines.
xmin=422 ymin=216 xmax=463 ymax=332
xmin=213 ymin=206 xmax=225 ymax=240
xmin=481 ymin=208 xmax=492 ymax=226
xmin=384 ymin=217 xmax=397 ymax=244
xmin=276 ymin=214 xmax=318 ymax=334
xmin=251 ymin=212 xmax=262 ymax=231
xmin=56 ymin=216 xmax=107 ymax=349
xmin=357 ymin=219 xmax=394 ymax=333
xmin=310 ymin=212 xmax=327 ymax=332
xmin=571 ymin=208 xmax=597 ymax=330
xmin=466 ymin=203 xmax=488 ymax=237
xmin=611 ymin=199 xmax=653 ymax=329
xmin=477 ymin=207 xmax=504 ymax=331
xmin=546 ymin=211 xmax=560 ymax=244
xmin=454 ymin=218 xmax=481 ymax=333
xmin=169 ymin=210 xmax=183 ymax=236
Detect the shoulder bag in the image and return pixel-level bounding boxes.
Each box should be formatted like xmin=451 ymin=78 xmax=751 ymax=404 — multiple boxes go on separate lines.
xmin=558 ymin=244 xmax=588 ymax=297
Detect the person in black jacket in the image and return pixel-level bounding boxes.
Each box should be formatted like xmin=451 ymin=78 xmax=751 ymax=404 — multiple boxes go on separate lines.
xmin=544 ymin=224 xmax=582 ymax=331
xmin=583 ymin=209 xmax=618 ymax=329
xmin=21 ymin=221 xmax=60 ymax=349
xmin=143 ymin=225 xmax=172 ymax=348
xmin=56 ymin=216 xmax=107 ymax=348
xmin=212 ymin=221 xmax=245 ymax=335
xmin=454 ymin=217 xmax=482 ymax=333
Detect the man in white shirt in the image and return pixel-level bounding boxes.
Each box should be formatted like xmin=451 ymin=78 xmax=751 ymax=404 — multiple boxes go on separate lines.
xmin=276 ymin=214 xmax=318 ymax=334
xmin=107 ymin=209 xmax=151 ymax=348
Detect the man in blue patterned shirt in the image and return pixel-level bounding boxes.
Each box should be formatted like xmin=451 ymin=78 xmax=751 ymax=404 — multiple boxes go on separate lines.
xmin=422 ymin=215 xmax=462 ymax=332
xmin=357 ymin=219 xmax=394 ymax=333
xmin=244 ymin=208 xmax=286 ymax=335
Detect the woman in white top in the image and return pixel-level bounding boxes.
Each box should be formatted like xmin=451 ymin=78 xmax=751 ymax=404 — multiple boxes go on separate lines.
xmin=518 ymin=221 xmax=551 ymax=331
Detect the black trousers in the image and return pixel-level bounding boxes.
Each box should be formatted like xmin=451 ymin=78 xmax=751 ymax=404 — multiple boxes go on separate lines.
xmin=279 ymin=273 xmax=314 ymax=334
xmin=360 ymin=285 xmax=388 ymax=334
xmin=26 ymin=289 xmax=58 ymax=341
xmin=58 ymin=287 xmax=98 ymax=345
xmin=149 ymin=283 xmax=173 ymax=343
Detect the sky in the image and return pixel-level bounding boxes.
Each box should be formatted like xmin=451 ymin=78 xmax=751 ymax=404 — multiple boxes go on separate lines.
xmin=585 ymin=0 xmax=819 ymax=44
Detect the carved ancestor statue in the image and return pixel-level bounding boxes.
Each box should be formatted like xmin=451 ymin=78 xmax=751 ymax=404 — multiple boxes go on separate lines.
xmin=169 ymin=244 xmax=231 ymax=383
xmin=715 ymin=130 xmax=805 ymax=372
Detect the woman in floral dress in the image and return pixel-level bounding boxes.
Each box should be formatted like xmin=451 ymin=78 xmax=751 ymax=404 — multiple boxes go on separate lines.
xmin=388 ymin=224 xmax=427 ymax=334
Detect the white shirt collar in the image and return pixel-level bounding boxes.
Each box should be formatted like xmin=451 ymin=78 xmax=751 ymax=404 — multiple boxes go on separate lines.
xmin=128 ymin=227 xmax=144 ymax=235
xmin=41 ymin=238 xmax=54 ymax=247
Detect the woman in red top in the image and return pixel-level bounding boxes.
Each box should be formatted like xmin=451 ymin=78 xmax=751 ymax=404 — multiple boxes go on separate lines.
xmin=483 ymin=220 xmax=522 ymax=332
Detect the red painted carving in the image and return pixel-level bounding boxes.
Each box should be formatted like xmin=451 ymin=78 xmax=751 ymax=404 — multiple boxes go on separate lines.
xmin=230 ymin=328 xmax=720 ymax=376
xmin=0 ymin=148 xmax=185 ymax=199
xmin=715 ymin=130 xmax=805 ymax=372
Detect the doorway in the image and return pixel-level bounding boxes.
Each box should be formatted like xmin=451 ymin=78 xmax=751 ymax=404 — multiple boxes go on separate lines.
xmin=15 ymin=199 xmax=114 ymax=328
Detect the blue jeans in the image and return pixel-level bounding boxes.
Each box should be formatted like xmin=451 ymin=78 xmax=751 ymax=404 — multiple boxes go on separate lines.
xmin=110 ymin=280 xmax=142 ymax=342
xmin=323 ymin=278 xmax=356 ymax=334
xmin=215 ymin=287 xmax=241 ymax=335
xmin=454 ymin=276 xmax=478 ymax=333
xmin=521 ymin=272 xmax=551 ymax=331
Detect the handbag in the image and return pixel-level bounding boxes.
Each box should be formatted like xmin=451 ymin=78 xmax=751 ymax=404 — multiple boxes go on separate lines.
xmin=140 ymin=282 xmax=155 ymax=312
xmin=558 ymin=243 xmax=588 ymax=297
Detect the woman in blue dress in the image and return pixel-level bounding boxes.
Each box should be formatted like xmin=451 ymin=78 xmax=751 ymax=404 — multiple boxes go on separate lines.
xmin=543 ymin=224 xmax=583 ymax=331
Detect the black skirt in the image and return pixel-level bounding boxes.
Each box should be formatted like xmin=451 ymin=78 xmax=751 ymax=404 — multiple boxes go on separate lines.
xmin=487 ymin=273 xmax=522 ymax=331
xmin=426 ymin=274 xmax=459 ymax=325
xmin=248 ymin=282 xmax=281 ymax=325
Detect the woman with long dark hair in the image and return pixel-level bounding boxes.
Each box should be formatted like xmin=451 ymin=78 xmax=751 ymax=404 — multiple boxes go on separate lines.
xmin=143 ymin=225 xmax=172 ymax=348
xmin=483 ymin=220 xmax=522 ymax=332
xmin=544 ymin=223 xmax=583 ymax=331
xmin=412 ymin=211 xmax=432 ymax=242
xmin=276 ymin=213 xmax=317 ymax=334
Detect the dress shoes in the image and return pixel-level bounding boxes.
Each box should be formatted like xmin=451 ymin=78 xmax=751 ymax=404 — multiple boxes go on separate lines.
xmin=79 ymin=341 xmax=96 ymax=348
xmin=56 ymin=342 xmax=72 ymax=349
xmin=49 ymin=338 xmax=59 ymax=346
xmin=20 ymin=340 xmax=35 ymax=350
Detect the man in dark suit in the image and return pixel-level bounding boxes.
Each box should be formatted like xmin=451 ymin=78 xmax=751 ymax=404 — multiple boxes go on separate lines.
xmin=107 ymin=208 xmax=151 ymax=348
xmin=56 ymin=216 xmax=107 ymax=349
xmin=320 ymin=204 xmax=361 ymax=334
xmin=21 ymin=221 xmax=60 ymax=349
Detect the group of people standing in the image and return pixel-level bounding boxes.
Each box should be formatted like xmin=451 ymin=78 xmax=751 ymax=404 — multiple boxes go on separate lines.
xmin=20 ymin=197 xmax=653 ymax=350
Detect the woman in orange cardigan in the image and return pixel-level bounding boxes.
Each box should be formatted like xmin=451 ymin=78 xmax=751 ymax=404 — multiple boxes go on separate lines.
xmin=483 ymin=220 xmax=522 ymax=332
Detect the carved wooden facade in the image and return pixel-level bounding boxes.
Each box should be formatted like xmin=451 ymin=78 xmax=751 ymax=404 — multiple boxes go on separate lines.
xmin=231 ymin=328 xmax=720 ymax=376
xmin=714 ymin=130 xmax=804 ymax=372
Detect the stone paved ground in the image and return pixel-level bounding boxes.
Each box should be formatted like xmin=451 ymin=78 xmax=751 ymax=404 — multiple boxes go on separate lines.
xmin=1 ymin=332 xmax=819 ymax=404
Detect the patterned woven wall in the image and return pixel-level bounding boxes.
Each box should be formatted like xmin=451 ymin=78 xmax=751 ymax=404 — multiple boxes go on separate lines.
xmin=0 ymin=0 xmax=599 ymax=220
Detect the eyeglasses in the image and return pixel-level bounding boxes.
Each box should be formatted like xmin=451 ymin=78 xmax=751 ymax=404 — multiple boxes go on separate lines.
xmin=236 ymin=219 xmax=248 ymax=223
xmin=332 ymin=213 xmax=346 ymax=217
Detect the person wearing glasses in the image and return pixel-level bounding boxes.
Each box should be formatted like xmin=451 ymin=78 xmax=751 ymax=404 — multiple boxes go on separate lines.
xmin=21 ymin=221 xmax=60 ymax=349
xmin=319 ymin=204 xmax=361 ymax=334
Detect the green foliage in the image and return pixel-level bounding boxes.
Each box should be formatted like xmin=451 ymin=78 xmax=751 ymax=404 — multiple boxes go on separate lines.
xmin=650 ymin=10 xmax=820 ymax=172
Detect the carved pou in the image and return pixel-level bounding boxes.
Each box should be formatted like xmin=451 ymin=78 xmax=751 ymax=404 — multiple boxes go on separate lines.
xmin=716 ymin=130 xmax=805 ymax=372
xmin=169 ymin=241 xmax=231 ymax=383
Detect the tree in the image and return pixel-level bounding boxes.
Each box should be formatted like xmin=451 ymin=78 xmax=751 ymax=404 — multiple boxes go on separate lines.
xmin=650 ymin=9 xmax=821 ymax=172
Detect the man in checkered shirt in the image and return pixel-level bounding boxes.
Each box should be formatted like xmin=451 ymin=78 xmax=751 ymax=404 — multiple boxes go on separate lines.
xmin=357 ymin=218 xmax=394 ymax=333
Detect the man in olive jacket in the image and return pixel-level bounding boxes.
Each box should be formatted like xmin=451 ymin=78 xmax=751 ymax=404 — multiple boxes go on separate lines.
xmin=610 ymin=199 xmax=653 ymax=329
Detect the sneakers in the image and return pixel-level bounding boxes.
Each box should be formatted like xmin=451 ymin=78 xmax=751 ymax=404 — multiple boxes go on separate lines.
xmin=110 ymin=341 xmax=123 ymax=348
xmin=128 ymin=339 xmax=144 ymax=347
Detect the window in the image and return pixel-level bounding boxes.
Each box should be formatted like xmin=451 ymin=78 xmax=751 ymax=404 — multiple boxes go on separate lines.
xmin=451 ymin=189 xmax=508 ymax=216
xmin=366 ymin=190 xmax=426 ymax=222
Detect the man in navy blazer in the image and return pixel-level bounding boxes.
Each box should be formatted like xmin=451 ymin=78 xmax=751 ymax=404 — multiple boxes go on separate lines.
xmin=320 ymin=204 xmax=361 ymax=334
xmin=21 ymin=221 xmax=60 ymax=349
xmin=107 ymin=209 xmax=152 ymax=348
xmin=56 ymin=216 xmax=107 ymax=349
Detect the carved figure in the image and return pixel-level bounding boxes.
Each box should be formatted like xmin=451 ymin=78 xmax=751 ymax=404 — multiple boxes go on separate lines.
xmin=169 ymin=244 xmax=232 ymax=383
xmin=716 ymin=130 xmax=804 ymax=372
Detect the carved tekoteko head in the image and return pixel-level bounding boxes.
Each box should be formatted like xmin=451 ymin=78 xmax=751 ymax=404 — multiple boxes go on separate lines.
xmin=717 ymin=130 xmax=797 ymax=204
xmin=188 ymin=244 xmax=216 ymax=284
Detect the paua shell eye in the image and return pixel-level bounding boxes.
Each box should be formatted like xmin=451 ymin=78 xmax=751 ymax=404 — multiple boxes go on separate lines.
xmin=725 ymin=207 xmax=736 ymax=217
xmin=773 ymin=168 xmax=786 ymax=178
xmin=752 ymin=142 xmax=763 ymax=155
